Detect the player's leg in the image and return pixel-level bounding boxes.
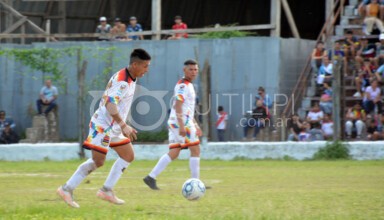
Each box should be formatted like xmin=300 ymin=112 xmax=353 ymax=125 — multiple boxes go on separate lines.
xmin=97 ymin=141 xmax=133 ymax=205
xmin=188 ymin=144 xmax=200 ymax=179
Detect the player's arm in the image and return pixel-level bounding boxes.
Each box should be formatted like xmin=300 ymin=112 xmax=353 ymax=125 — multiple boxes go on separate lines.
xmin=105 ymin=101 xmax=137 ymax=141
xmin=175 ymin=100 xmax=186 ymax=137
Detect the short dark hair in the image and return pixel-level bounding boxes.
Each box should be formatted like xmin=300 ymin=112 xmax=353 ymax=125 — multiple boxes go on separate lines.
xmin=218 ymin=106 xmax=224 ymax=111
xmin=346 ymin=30 xmax=353 ymax=35
xmin=258 ymin=86 xmax=265 ymax=92
xmin=175 ymin=15 xmax=182 ymax=20
xmin=184 ymin=59 xmax=198 ymax=66
xmin=316 ymin=41 xmax=324 ymax=45
xmin=130 ymin=48 xmax=151 ymax=64
xmin=0 ymin=110 xmax=5 ymax=115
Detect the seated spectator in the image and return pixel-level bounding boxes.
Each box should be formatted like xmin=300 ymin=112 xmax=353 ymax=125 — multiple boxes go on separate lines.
xmin=374 ymin=59 xmax=384 ymax=83
xmin=0 ymin=122 xmax=19 ymax=144
xmin=216 ymin=106 xmax=228 ymax=142
xmin=329 ymin=40 xmax=347 ymax=75
xmin=242 ymin=100 xmax=268 ymax=140
xmin=168 ymin=15 xmax=188 ymax=40
xmin=111 ymin=18 xmax=128 ymax=41
xmin=37 ymin=79 xmax=58 ymax=116
xmin=346 ymin=103 xmax=366 ymax=139
xmin=374 ymin=33 xmax=384 ymax=66
xmin=367 ymin=118 xmax=381 ymax=140
xmin=319 ymin=82 xmax=333 ymax=114
xmin=343 ymin=30 xmax=359 ymax=58
xmin=355 ymin=58 xmax=375 ymax=97
xmin=311 ymin=41 xmax=327 ymax=74
xmin=95 ymin=16 xmax=111 ymax=41
xmin=0 ymin=110 xmax=15 ymax=133
xmin=298 ymin=121 xmax=310 ymax=141
xmin=321 ymin=114 xmax=334 ymax=139
xmin=287 ymin=113 xmax=303 ymax=141
xmin=308 ymin=122 xmax=324 ymax=141
xmin=359 ymin=0 xmax=384 ymax=20
xmin=363 ymin=79 xmax=382 ymax=114
xmin=363 ymin=0 xmax=384 ymax=35
xmin=307 ymin=103 xmax=324 ymax=128
xmin=127 ymin=16 xmax=144 ymax=40
xmin=355 ymin=36 xmax=376 ymax=70
xmin=255 ymin=86 xmax=275 ymax=132
xmin=317 ymin=56 xmax=333 ymax=85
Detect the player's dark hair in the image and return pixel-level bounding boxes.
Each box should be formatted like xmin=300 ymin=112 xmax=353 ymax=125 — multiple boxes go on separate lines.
xmin=130 ymin=48 xmax=151 ymax=64
xmin=184 ymin=59 xmax=198 ymax=66
xmin=218 ymin=106 xmax=224 ymax=111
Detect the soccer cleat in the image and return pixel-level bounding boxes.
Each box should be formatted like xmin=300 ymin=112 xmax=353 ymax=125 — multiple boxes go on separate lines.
xmin=96 ymin=188 xmax=125 ymax=205
xmin=143 ymin=175 xmax=160 ymax=190
xmin=56 ymin=186 xmax=80 ymax=208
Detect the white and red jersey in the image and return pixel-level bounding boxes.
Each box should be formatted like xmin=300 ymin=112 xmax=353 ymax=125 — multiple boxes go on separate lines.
xmin=216 ymin=112 xmax=228 ymax=130
xmin=90 ymin=68 xmax=136 ymax=134
xmin=168 ymin=78 xmax=196 ymax=128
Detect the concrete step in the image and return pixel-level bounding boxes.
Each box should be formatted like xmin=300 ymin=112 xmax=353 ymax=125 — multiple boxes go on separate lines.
xmin=344 ymin=5 xmax=357 ymax=17
xmin=335 ymin=24 xmax=363 ymax=36
xmin=349 ymin=0 xmax=359 ymax=6
xmin=32 ymin=115 xmax=46 ymax=128
xmin=340 ymin=15 xmax=363 ymax=26
xmin=26 ymin=127 xmax=44 ymax=142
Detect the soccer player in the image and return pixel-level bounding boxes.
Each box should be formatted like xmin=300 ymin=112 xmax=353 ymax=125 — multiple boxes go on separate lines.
xmin=143 ymin=59 xmax=202 ymax=190
xmin=57 ymin=49 xmax=151 ymax=208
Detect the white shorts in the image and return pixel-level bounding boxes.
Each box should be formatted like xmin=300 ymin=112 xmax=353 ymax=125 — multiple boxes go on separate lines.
xmin=168 ymin=124 xmax=200 ymax=149
xmin=82 ymin=121 xmax=130 ymax=154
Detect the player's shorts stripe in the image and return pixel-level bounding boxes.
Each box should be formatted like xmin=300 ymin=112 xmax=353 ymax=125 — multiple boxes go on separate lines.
xmin=82 ymin=142 xmax=108 ymax=154
xmin=110 ymin=139 xmax=131 ymax=147
xmin=181 ymin=141 xmax=200 ymax=148
xmin=169 ymin=143 xmax=181 ymax=149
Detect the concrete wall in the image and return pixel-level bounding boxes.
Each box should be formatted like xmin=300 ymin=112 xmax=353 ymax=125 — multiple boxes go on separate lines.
xmin=0 ymin=37 xmax=314 ymax=141
xmin=1 ymin=142 xmax=383 ymax=161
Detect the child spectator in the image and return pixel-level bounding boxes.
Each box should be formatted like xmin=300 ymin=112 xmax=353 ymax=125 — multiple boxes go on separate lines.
xmin=346 ymin=103 xmax=367 ymax=139
xmin=311 ymin=41 xmax=327 ymax=74
xmin=309 ymin=122 xmax=325 ymax=141
xmin=363 ymin=0 xmax=384 ymax=35
xmin=343 ymin=30 xmax=359 ymax=58
xmin=287 ymin=113 xmax=303 ymax=141
xmin=168 ymin=15 xmax=188 ymax=40
xmin=127 ymin=16 xmax=144 ymax=40
xmin=307 ymin=103 xmax=324 ymax=128
xmin=329 ymin=40 xmax=347 ymax=76
xmin=95 ymin=16 xmax=111 ymax=41
xmin=355 ymin=58 xmax=375 ymax=97
xmin=298 ymin=121 xmax=310 ymax=142
xmin=363 ymin=79 xmax=382 ymax=114
xmin=216 ymin=106 xmax=228 ymax=142
xmin=321 ymin=114 xmax=334 ymax=139
xmin=367 ymin=118 xmax=381 ymax=140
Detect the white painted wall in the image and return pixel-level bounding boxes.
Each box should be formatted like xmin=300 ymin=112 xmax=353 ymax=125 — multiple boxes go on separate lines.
xmin=1 ymin=142 xmax=383 ymax=161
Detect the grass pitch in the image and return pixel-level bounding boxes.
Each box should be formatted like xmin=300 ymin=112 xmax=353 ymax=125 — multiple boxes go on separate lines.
xmin=0 ymin=159 xmax=383 ymax=220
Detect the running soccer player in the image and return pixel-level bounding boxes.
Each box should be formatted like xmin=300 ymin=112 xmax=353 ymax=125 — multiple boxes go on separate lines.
xmin=143 ymin=59 xmax=202 ymax=190
xmin=57 ymin=49 xmax=151 ymax=208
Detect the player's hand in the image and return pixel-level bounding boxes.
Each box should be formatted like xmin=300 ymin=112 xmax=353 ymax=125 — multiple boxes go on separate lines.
xmin=179 ymin=126 xmax=186 ymax=137
xmin=196 ymin=127 xmax=203 ymax=137
xmin=121 ymin=124 xmax=137 ymax=140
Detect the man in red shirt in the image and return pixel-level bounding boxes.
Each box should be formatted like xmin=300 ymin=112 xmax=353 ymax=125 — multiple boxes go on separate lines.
xmin=168 ymin=15 xmax=188 ymax=40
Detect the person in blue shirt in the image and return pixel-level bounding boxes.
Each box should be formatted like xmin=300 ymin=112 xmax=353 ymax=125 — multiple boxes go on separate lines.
xmin=36 ymin=79 xmax=58 ymax=116
xmin=0 ymin=110 xmax=15 ymax=133
xmin=127 ymin=16 xmax=143 ymax=40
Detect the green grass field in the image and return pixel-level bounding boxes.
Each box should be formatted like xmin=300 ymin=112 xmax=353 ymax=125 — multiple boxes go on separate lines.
xmin=0 ymin=160 xmax=383 ymax=220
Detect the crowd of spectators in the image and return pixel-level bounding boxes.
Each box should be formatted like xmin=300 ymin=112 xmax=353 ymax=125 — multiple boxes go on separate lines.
xmin=96 ymin=15 xmax=188 ymax=41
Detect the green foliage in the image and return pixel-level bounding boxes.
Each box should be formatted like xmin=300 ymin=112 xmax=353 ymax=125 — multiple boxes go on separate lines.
xmin=136 ymin=129 xmax=168 ymax=142
xmin=312 ymin=141 xmax=351 ymax=160
xmin=196 ymin=24 xmax=252 ymax=39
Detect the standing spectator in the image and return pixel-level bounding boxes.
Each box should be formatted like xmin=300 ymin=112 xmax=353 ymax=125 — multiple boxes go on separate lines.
xmin=346 ymin=103 xmax=366 ymax=139
xmin=0 ymin=122 xmax=19 ymax=144
xmin=321 ymin=114 xmax=334 ymax=139
xmin=287 ymin=113 xmax=303 ymax=141
xmin=216 ymin=106 xmax=228 ymax=142
xmin=251 ymin=100 xmax=268 ymax=139
xmin=111 ymin=18 xmax=128 ymax=41
xmin=37 ymin=79 xmax=58 ymax=116
xmin=168 ymin=15 xmax=188 ymax=40
xmin=255 ymin=86 xmax=275 ymax=132
xmin=127 ymin=16 xmax=144 ymax=40
xmin=308 ymin=122 xmax=324 ymax=141
xmin=0 ymin=110 xmax=15 ymax=133
xmin=95 ymin=16 xmax=111 ymax=41
xmin=311 ymin=41 xmax=327 ymax=74
xmin=319 ymin=82 xmax=333 ymax=114
xmin=343 ymin=30 xmax=359 ymax=58
xmin=363 ymin=0 xmax=384 ymax=35
xmin=307 ymin=103 xmax=324 ymax=128
xmin=317 ymin=56 xmax=333 ymax=85
xmin=363 ymin=79 xmax=382 ymax=114
xmin=355 ymin=58 xmax=375 ymax=97
xmin=0 ymin=122 xmax=18 ymax=144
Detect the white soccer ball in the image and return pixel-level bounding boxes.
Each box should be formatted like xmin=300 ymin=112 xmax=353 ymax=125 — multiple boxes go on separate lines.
xmin=181 ymin=178 xmax=206 ymax=201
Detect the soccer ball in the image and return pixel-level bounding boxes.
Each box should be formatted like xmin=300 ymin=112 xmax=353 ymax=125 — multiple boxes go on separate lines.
xmin=181 ymin=178 xmax=206 ymax=201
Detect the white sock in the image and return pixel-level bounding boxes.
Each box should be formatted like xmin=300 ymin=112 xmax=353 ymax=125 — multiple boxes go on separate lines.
xmin=149 ymin=154 xmax=172 ymax=179
xmin=65 ymin=158 xmax=96 ymax=191
xmin=189 ymin=157 xmax=200 ymax=179
xmin=103 ymin=157 xmax=130 ymax=190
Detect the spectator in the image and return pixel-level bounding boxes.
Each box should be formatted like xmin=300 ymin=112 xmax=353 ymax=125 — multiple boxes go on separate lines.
xmin=329 ymin=40 xmax=347 ymax=76
xmin=346 ymin=103 xmax=366 ymax=139
xmin=0 ymin=122 xmax=19 ymax=144
xmin=359 ymin=0 xmax=384 ymax=20
xmin=374 ymin=33 xmax=384 ymax=66
xmin=374 ymin=58 xmax=384 ymax=83
xmin=343 ymin=30 xmax=359 ymax=58
xmin=367 ymin=118 xmax=381 ymax=140
xmin=298 ymin=121 xmax=310 ymax=141
xmin=317 ymin=56 xmax=333 ymax=85
xmin=311 ymin=41 xmax=327 ymax=74
xmin=111 ymin=18 xmax=128 ymax=41
xmin=363 ymin=0 xmax=384 ymax=35
xmin=168 ymin=15 xmax=188 ymax=40
xmin=355 ymin=58 xmax=375 ymax=97
xmin=242 ymin=100 xmax=268 ymax=140
xmin=363 ymin=79 xmax=382 ymax=114
xmin=255 ymin=86 xmax=275 ymax=132
xmin=216 ymin=106 xmax=228 ymax=142
xmin=355 ymin=36 xmax=376 ymax=70
xmin=307 ymin=103 xmax=324 ymax=128
xmin=308 ymin=122 xmax=324 ymax=141
xmin=321 ymin=114 xmax=334 ymax=139
xmin=319 ymin=82 xmax=333 ymax=114
xmin=0 ymin=110 xmax=15 ymax=133
xmin=287 ymin=113 xmax=303 ymax=141
xmin=127 ymin=16 xmax=144 ymax=40
xmin=95 ymin=16 xmax=111 ymax=41
xmin=37 ymin=79 xmax=58 ymax=116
